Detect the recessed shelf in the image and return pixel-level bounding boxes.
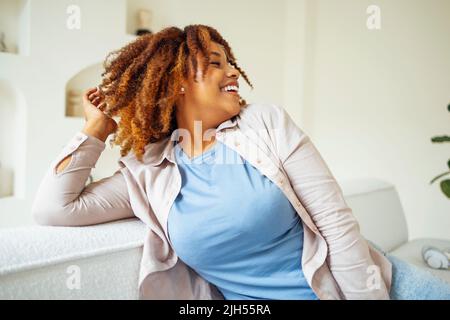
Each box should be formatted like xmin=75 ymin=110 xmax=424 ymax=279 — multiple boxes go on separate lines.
xmin=64 ymin=63 xmax=122 ymax=182
xmin=126 ymin=0 xmax=155 ymax=36
xmin=0 ymin=79 xmax=27 ymax=199
xmin=65 ymin=62 xmax=104 ymax=118
xmin=0 ymin=0 xmax=30 ymax=56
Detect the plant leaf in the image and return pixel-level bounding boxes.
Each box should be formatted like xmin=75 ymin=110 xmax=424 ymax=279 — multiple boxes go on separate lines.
xmin=431 ymin=136 xmax=450 ymax=143
xmin=440 ymin=179 xmax=450 ymax=199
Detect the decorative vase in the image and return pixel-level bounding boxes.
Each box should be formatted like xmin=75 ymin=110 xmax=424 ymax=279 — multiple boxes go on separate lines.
xmin=0 ymin=32 xmax=8 ymax=52
xmin=135 ymin=9 xmax=153 ymax=36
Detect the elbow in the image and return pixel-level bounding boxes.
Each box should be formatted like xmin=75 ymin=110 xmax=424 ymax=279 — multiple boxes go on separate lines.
xmin=32 ymin=207 xmax=57 ymax=226
xmin=31 ymin=200 xmax=84 ymax=227
xmin=31 ymin=200 xmax=63 ymax=226
xmin=32 ymin=209 xmax=74 ymax=227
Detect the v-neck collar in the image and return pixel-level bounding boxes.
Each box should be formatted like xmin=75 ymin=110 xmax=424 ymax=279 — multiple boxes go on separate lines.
xmin=174 ymin=140 xmax=219 ymax=163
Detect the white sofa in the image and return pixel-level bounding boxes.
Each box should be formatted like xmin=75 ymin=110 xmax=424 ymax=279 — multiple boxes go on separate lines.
xmin=340 ymin=178 xmax=450 ymax=284
xmin=0 ymin=178 xmax=448 ymax=299
xmin=0 ymin=218 xmax=146 ymax=299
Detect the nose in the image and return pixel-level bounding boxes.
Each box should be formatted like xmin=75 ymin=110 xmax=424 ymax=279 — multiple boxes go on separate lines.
xmin=227 ymin=63 xmax=240 ymax=79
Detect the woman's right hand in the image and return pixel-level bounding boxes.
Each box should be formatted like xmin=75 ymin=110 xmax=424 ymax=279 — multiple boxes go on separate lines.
xmin=82 ymin=87 xmax=118 ymax=142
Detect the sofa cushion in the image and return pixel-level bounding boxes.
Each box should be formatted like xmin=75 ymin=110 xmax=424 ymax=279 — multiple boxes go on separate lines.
xmin=390 ymin=238 xmax=450 ymax=284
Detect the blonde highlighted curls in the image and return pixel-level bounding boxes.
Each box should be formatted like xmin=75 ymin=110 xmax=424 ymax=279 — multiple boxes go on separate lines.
xmin=98 ymin=24 xmax=253 ymax=162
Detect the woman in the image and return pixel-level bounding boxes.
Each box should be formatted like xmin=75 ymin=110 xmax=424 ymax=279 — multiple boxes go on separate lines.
xmin=32 ymin=24 xmax=450 ymax=300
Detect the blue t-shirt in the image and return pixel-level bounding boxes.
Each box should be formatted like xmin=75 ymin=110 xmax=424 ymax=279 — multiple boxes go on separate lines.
xmin=167 ymin=139 xmax=318 ymax=300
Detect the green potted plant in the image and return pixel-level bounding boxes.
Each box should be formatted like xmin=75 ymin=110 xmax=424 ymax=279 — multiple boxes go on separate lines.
xmin=430 ymin=104 xmax=450 ymax=198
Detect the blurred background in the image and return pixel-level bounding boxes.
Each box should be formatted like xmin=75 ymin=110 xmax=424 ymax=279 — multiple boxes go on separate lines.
xmin=0 ymin=0 xmax=448 ymax=241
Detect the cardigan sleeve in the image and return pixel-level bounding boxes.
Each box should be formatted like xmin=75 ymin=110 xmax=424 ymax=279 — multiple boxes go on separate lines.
xmin=266 ymin=104 xmax=390 ymax=300
xmin=31 ymin=131 xmax=135 ymax=226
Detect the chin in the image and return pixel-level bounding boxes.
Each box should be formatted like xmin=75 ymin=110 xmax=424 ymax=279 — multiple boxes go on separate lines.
xmin=228 ymin=103 xmax=241 ymax=117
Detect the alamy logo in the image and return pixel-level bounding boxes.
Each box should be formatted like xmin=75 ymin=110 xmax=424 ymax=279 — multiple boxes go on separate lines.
xmin=366 ymin=5 xmax=381 ymax=30
xmin=66 ymin=5 xmax=81 ymax=30
xmin=170 ymin=122 xmax=282 ymax=175
xmin=366 ymin=264 xmax=382 ymax=290
xmin=66 ymin=265 xmax=81 ymax=290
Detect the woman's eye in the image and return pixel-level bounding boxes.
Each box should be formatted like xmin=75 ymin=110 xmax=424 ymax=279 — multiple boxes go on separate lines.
xmin=211 ymin=62 xmax=221 ymax=66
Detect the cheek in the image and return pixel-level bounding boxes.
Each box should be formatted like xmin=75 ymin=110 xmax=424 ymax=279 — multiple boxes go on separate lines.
xmin=192 ymin=85 xmax=217 ymax=98
xmin=209 ymin=84 xmax=223 ymax=97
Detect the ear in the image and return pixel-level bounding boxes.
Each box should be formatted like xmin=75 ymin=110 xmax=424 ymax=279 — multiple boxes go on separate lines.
xmin=180 ymin=80 xmax=189 ymax=93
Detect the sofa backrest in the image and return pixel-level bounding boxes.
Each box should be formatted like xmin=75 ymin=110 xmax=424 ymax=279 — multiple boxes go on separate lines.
xmin=339 ymin=178 xmax=409 ymax=252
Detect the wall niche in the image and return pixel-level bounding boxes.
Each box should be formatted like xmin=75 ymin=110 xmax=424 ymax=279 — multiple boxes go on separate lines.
xmin=65 ymin=63 xmax=104 ymax=118
xmin=0 ymin=0 xmax=30 ymax=56
xmin=0 ymin=79 xmax=27 ymax=199
xmin=126 ymin=0 xmax=155 ymax=37
xmin=65 ymin=63 xmax=121 ymax=182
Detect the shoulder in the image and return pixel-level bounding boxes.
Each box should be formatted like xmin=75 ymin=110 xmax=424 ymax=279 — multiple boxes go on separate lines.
xmin=238 ymin=102 xmax=282 ymax=120
xmin=238 ymin=102 xmax=303 ymax=133
xmin=237 ymin=102 xmax=280 ymax=127
xmin=118 ymin=137 xmax=169 ymax=169
xmin=238 ymin=103 xmax=309 ymax=162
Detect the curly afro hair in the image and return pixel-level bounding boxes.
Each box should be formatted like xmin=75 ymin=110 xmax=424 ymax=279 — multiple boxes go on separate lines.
xmin=98 ymin=24 xmax=253 ymax=162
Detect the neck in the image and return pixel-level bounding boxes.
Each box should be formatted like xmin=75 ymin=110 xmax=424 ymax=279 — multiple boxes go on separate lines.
xmin=175 ymin=112 xmax=218 ymax=159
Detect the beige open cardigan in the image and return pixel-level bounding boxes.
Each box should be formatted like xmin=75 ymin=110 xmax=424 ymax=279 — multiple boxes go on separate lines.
xmin=32 ymin=103 xmax=392 ymax=300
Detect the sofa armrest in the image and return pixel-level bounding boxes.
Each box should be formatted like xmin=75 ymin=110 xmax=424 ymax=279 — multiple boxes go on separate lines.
xmin=0 ymin=218 xmax=146 ymax=299
xmin=340 ymin=178 xmax=409 ymax=252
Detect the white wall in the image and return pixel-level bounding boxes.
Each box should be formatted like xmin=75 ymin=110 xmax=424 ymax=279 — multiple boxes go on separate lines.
xmin=282 ymin=0 xmax=307 ymax=124
xmin=299 ymin=0 xmax=450 ymax=240
xmin=144 ymin=0 xmax=287 ymax=105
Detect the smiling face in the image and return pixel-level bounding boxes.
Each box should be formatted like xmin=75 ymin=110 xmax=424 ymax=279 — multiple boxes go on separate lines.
xmin=175 ymin=41 xmax=242 ymax=127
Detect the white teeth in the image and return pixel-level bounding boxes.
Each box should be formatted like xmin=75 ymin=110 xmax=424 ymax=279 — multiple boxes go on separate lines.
xmin=221 ymin=85 xmax=239 ymax=92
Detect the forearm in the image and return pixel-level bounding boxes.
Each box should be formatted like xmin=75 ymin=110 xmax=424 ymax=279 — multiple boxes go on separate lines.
xmin=32 ymin=131 xmax=106 ymax=216
xmin=56 ymin=122 xmax=109 ymax=174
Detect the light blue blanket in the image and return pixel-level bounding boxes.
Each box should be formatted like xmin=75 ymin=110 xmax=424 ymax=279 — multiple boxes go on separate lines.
xmin=369 ymin=241 xmax=450 ymax=300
